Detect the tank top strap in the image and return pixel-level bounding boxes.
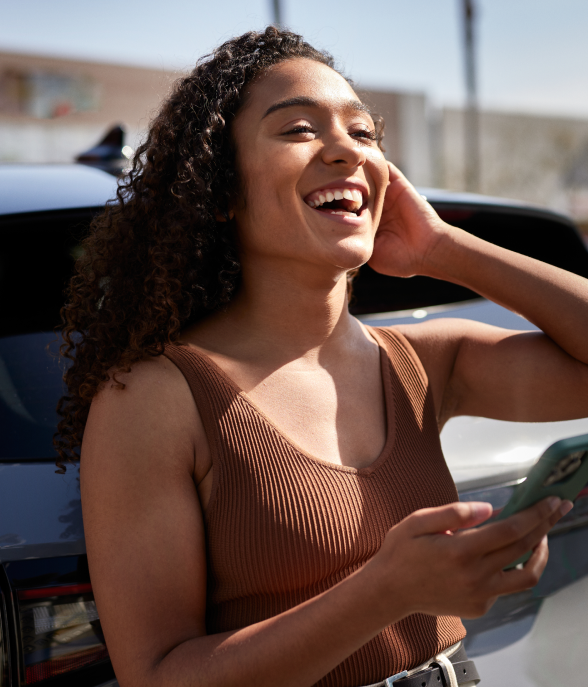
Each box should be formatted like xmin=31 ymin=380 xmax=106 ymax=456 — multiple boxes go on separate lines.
xmin=368 ymin=325 xmax=430 ymax=394
xmin=162 ymin=342 xmax=240 ymax=458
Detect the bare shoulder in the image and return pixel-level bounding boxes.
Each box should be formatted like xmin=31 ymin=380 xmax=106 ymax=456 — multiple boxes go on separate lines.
xmin=393 ymin=316 xmax=488 ymax=344
xmin=391 ymin=319 xmax=505 ymax=425
xmin=393 ymin=318 xmax=509 ymax=365
xmin=83 ymin=353 xmax=200 ymax=478
xmin=391 ymin=318 xmax=468 ymax=373
xmin=89 ymin=353 xmax=192 ymax=416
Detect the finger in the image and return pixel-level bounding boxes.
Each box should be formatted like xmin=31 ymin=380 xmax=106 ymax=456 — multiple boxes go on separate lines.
xmin=406 ymin=502 xmax=493 ymax=537
xmin=480 ymin=499 xmax=570 ymax=570
xmin=464 ymin=496 xmax=562 ymax=556
xmin=490 ymin=536 xmax=549 ymax=597
xmin=524 ymin=534 xmax=550 ymax=575
xmin=386 ymin=160 xmax=405 ymax=181
xmin=385 ymin=162 xmax=419 ymax=198
xmin=481 ymin=517 xmax=553 ymax=572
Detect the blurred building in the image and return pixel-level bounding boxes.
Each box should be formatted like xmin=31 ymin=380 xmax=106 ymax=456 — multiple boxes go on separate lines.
xmin=358 ymin=89 xmax=435 ymax=187
xmin=361 ymin=89 xmax=588 ymax=233
xmin=1 ymin=50 xmax=588 ymax=234
xmin=0 ymin=51 xmax=175 ymax=163
xmin=441 ymin=108 xmax=588 ymax=233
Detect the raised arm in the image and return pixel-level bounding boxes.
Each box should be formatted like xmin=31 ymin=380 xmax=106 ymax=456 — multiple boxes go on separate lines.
xmin=80 ymin=356 xmax=569 ymax=687
xmin=370 ymin=162 xmax=588 ymax=426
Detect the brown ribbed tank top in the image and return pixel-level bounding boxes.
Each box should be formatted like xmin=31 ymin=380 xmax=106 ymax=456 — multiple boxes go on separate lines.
xmin=163 ymin=326 xmax=465 ymax=686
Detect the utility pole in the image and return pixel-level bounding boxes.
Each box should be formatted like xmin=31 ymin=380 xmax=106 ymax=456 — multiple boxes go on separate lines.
xmin=462 ymin=0 xmax=480 ymax=192
xmin=271 ymin=0 xmax=283 ymax=27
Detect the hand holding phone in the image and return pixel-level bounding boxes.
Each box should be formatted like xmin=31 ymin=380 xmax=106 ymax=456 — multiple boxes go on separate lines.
xmin=498 ymin=433 xmax=588 ymax=569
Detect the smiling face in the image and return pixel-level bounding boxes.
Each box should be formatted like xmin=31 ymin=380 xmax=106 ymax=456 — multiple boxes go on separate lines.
xmin=231 ymin=58 xmax=389 ymax=281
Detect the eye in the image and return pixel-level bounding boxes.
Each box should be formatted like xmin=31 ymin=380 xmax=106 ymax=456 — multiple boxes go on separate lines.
xmin=282 ymin=124 xmax=316 ymax=136
xmin=351 ymin=128 xmax=377 ymax=143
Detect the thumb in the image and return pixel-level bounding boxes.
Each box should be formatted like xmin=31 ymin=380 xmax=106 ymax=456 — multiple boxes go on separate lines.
xmin=387 ymin=160 xmax=408 ymax=182
xmin=406 ymin=502 xmax=493 ymax=536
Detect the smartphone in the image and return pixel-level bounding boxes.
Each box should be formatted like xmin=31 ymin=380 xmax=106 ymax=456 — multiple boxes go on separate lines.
xmin=497 ymin=433 xmax=588 ymax=569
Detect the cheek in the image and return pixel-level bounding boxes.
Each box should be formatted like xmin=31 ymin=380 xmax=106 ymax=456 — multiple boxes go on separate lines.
xmin=243 ymin=158 xmax=309 ymax=231
xmin=235 ymin=159 xmax=274 ymax=226
xmin=234 ymin=158 xmax=300 ymax=250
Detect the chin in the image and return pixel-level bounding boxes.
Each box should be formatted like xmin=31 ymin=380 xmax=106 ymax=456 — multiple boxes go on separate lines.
xmin=329 ymin=236 xmax=373 ymax=271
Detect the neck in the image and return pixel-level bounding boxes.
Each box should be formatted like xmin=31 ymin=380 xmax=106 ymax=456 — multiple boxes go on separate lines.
xmin=196 ymin=257 xmax=365 ymax=360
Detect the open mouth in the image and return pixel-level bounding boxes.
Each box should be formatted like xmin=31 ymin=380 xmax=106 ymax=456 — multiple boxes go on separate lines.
xmin=304 ymin=187 xmax=366 ymax=217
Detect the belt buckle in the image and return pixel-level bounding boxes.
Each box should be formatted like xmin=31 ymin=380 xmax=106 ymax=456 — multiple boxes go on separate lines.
xmin=384 ymin=670 xmax=408 ymax=686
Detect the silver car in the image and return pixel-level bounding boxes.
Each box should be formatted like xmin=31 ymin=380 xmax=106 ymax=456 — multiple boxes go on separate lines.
xmin=1 ymin=165 xmax=587 ymax=687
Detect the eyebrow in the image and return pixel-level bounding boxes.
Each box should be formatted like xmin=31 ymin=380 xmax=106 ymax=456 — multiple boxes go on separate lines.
xmin=261 ymin=96 xmax=372 ymax=120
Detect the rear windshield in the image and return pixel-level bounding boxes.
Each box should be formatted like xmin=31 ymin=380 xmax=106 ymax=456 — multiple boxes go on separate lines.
xmin=1 ymin=209 xmax=91 ymax=460
xmin=0 ymin=209 xmax=93 ymax=338
xmin=0 ymin=332 xmax=67 ymax=460
xmin=350 ymin=208 xmax=588 ymax=314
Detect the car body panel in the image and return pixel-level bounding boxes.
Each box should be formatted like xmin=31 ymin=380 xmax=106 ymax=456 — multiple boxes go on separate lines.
xmin=0 ymin=165 xmax=117 ymax=217
xmin=470 ymin=574 xmax=588 ymax=687
xmin=0 ymin=463 xmax=84 ymax=563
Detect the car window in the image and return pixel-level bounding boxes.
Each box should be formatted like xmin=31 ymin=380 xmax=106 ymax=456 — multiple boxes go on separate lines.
xmin=350 ymin=208 xmax=588 ymax=315
xmin=0 ymin=209 xmax=93 ymax=338
xmin=0 ymin=331 xmax=69 ymax=460
xmin=0 ymin=209 xmax=95 ymax=461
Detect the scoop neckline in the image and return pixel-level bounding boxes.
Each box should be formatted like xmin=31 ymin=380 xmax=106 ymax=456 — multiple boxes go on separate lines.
xmin=178 ymin=325 xmax=396 ymax=476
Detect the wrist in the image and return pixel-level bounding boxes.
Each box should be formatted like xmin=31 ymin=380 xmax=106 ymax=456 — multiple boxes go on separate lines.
xmin=419 ymin=222 xmax=471 ymax=281
xmin=354 ymin=553 xmax=413 ymax=627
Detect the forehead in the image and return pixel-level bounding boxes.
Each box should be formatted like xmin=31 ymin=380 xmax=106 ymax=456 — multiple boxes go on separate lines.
xmin=241 ymin=58 xmax=363 ymax=117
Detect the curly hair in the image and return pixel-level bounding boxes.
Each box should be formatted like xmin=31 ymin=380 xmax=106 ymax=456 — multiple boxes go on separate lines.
xmin=55 ymin=25 xmax=385 ymax=472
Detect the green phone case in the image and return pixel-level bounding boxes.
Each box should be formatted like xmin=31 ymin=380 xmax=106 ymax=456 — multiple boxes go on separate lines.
xmin=497 ymin=433 xmax=588 ymax=569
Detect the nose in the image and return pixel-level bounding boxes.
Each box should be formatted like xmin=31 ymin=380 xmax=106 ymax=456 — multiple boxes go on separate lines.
xmin=320 ymin=124 xmax=366 ymax=169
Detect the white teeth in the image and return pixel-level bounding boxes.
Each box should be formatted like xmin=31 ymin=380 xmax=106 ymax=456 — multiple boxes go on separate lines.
xmin=307 ymin=187 xmax=365 ymax=210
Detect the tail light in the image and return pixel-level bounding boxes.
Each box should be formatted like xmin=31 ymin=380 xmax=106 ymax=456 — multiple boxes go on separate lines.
xmin=3 ymin=556 xmax=114 ymax=686
xmin=1 ymin=587 xmax=8 ymax=687
xmin=17 ymin=584 xmax=107 ymax=684
xmin=1 ymin=564 xmax=15 ymax=687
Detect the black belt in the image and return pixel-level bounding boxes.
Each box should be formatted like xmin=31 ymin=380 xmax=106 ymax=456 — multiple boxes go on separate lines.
xmin=367 ymin=644 xmax=480 ymax=687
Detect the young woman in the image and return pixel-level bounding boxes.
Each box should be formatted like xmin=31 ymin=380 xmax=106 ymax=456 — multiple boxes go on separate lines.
xmin=57 ymin=26 xmax=588 ymax=687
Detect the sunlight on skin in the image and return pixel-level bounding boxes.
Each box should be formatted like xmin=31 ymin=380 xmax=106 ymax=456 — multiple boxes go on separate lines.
xmin=231 ymin=58 xmax=390 ymax=292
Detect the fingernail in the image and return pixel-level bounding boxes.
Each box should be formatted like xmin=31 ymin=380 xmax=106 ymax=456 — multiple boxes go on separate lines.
xmin=471 ymin=502 xmax=493 ymax=519
xmin=560 ymin=501 xmax=574 ymax=516
xmin=547 ymin=496 xmax=562 ymax=510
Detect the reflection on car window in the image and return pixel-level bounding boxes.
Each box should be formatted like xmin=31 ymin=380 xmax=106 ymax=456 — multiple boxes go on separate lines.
xmin=0 ymin=332 xmax=69 ymax=460
xmin=350 ymin=210 xmax=588 ymax=315
xmin=0 ymin=210 xmax=91 ymax=338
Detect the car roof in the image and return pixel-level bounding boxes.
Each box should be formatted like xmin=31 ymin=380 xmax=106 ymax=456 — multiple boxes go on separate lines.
xmin=0 ymin=163 xmax=575 ymax=226
xmin=419 ymin=186 xmax=575 ymax=225
xmin=0 ymin=164 xmax=118 ymax=216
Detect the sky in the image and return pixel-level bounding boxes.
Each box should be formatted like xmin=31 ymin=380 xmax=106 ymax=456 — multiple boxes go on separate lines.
xmin=2 ymin=0 xmax=588 ymax=118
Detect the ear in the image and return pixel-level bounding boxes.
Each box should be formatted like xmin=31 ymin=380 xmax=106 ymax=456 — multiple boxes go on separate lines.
xmin=215 ymin=210 xmax=235 ymax=222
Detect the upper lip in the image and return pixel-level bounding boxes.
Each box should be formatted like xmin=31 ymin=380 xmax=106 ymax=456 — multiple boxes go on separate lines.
xmin=303 ymin=178 xmax=369 ymax=206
